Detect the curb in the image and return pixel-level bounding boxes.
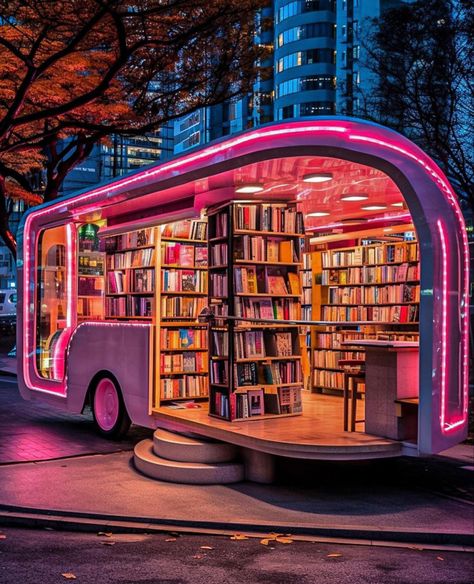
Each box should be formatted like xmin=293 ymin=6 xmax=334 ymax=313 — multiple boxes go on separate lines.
xmin=0 ymin=369 xmax=17 ymax=378
xmin=0 ymin=504 xmax=472 ymax=548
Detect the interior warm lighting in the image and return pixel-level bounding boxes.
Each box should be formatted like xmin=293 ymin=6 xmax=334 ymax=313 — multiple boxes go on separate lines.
xmin=308 ymin=211 xmax=330 ymax=217
xmin=391 ymin=202 xmax=404 ymax=207
xmin=340 ymin=194 xmax=369 ymax=201
xmin=362 ymin=204 xmax=387 ymax=210
xmin=302 ymin=172 xmax=333 ymax=183
xmin=235 ymin=184 xmax=264 ymax=193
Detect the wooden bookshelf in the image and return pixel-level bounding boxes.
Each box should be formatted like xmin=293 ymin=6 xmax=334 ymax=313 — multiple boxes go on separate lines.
xmin=155 ymin=219 xmax=209 ymax=405
xmin=207 ymin=201 xmax=305 ymax=421
xmin=103 ymin=227 xmax=157 ymax=321
xmin=311 ymin=239 xmax=420 ymax=395
xmin=77 ymin=223 xmax=105 ymax=322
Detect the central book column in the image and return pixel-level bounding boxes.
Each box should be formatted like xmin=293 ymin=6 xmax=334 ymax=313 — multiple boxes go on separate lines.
xmin=207 ymin=201 xmax=305 ymax=421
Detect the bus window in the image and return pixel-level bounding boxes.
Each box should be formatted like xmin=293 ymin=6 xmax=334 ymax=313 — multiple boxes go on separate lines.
xmin=36 ymin=225 xmax=69 ymax=379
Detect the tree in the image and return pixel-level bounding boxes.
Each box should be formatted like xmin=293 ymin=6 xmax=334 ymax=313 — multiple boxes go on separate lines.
xmin=358 ymin=0 xmax=473 ymax=209
xmin=0 ymin=0 xmax=269 ymax=257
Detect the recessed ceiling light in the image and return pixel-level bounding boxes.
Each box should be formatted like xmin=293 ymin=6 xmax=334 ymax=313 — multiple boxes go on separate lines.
xmin=235 ymin=184 xmax=264 ymax=193
xmin=391 ymin=202 xmax=404 ymax=207
xmin=308 ymin=211 xmax=330 ymax=217
xmin=383 ymin=227 xmax=394 ymax=232
xmin=340 ymin=194 xmax=369 ymax=201
xmin=302 ymin=172 xmax=333 ymax=183
xmin=362 ymin=205 xmax=387 ymax=211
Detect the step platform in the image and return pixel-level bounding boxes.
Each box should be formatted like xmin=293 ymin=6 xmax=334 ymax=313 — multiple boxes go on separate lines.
xmin=134 ymin=429 xmax=244 ymax=484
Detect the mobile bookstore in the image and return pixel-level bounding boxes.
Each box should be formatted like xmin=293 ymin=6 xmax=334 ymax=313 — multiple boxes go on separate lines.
xmin=18 ymin=120 xmax=470 ymax=481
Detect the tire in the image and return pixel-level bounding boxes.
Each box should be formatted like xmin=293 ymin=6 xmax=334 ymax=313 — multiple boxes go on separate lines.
xmin=92 ymin=375 xmax=131 ymax=439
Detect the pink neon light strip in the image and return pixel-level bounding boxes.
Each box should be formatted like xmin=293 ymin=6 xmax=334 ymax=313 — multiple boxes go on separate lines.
xmin=21 ymin=121 xmax=470 ymax=439
xmin=350 ymin=133 xmax=469 ymax=433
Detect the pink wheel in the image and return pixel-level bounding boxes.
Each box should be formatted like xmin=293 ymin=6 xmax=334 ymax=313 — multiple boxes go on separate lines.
xmin=92 ymin=376 xmax=131 ymax=439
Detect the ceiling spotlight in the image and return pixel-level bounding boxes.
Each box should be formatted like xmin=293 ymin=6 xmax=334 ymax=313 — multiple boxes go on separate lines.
xmin=340 ymin=194 xmax=369 ymax=201
xmin=391 ymin=202 xmax=404 ymax=207
xmin=361 ymin=204 xmax=387 ymax=211
xmin=235 ymin=184 xmax=264 ymax=194
xmin=302 ymin=172 xmax=333 ymax=183
xmin=308 ymin=211 xmax=330 ymax=217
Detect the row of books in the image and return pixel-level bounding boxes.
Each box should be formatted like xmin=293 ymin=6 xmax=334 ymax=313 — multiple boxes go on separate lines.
xmin=210 ymin=273 xmax=228 ymax=297
xmin=106 ymin=296 xmax=153 ymax=317
xmin=314 ymin=329 xmax=419 ymax=349
xmin=78 ymin=276 xmax=104 ymax=297
xmin=322 ymin=242 xmax=418 ymax=268
xmin=234 ymin=236 xmax=299 ymax=263
xmin=160 ymin=352 xmax=207 ymax=374
xmin=232 ymin=203 xmax=304 ymax=234
xmin=210 ymin=243 xmax=228 ymax=266
xmin=161 ymin=219 xmax=207 ymax=241
xmin=107 ymin=269 xmax=155 ymax=294
xmin=161 ymin=242 xmax=208 ymax=267
xmin=321 ymin=263 xmax=419 ymax=285
xmin=303 ymin=253 xmax=312 ymax=270
xmin=160 ymin=376 xmax=208 ymax=400
xmin=160 ymin=296 xmax=206 ymax=319
xmin=77 ymin=297 xmax=103 ymax=318
xmin=302 ymin=270 xmax=312 ymax=288
xmin=302 ymin=305 xmax=312 ymax=321
xmin=234 ymin=267 xmax=300 ymax=295
xmin=234 ymin=330 xmax=293 ymax=359
xmin=102 ymin=228 xmax=156 ymax=252
xmin=162 ymin=269 xmax=207 ymax=293
xmin=313 ymin=369 xmax=345 ymax=391
xmin=107 ymin=248 xmax=155 ymax=269
xmin=160 ymin=327 xmax=207 ymax=349
xmin=235 ymin=297 xmax=301 ymax=321
xmin=78 ymin=253 xmax=104 ymax=276
xmin=211 ymin=360 xmax=228 ymax=385
xmin=234 ymin=360 xmax=302 ymax=387
xmin=212 ymin=331 xmax=228 ymax=357
xmin=212 ymin=212 xmax=228 ymax=238
xmin=302 ymin=287 xmax=312 ymax=305
xmin=321 ymin=304 xmax=419 ymax=323
xmin=313 ymin=350 xmax=365 ymax=369
xmin=212 ymin=385 xmax=302 ymax=419
xmin=327 ymin=284 xmax=420 ymax=305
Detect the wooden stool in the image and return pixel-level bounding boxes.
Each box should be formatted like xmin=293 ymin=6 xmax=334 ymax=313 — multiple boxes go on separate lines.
xmin=338 ymin=360 xmax=365 ymax=432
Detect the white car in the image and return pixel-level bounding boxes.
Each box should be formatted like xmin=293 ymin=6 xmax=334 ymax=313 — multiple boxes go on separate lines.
xmin=0 ymin=289 xmax=17 ymax=329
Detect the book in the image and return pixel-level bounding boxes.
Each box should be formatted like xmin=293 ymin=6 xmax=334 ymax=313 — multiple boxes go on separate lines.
xmin=287 ymin=272 xmax=300 ymax=295
xmin=247 ymin=389 xmax=264 ymax=416
xmin=266 ymin=271 xmax=288 ymax=295
xmin=279 ymin=240 xmax=293 ymax=263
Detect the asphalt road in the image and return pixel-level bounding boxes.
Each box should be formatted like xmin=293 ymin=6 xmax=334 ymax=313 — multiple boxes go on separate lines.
xmin=0 ymin=528 xmax=472 ymax=584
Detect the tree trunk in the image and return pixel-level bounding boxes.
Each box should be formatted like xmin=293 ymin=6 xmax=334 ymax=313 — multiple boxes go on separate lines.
xmin=0 ymin=177 xmax=17 ymax=260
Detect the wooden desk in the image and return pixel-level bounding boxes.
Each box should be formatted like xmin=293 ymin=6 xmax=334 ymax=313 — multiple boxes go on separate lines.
xmin=342 ymin=341 xmax=419 ymax=440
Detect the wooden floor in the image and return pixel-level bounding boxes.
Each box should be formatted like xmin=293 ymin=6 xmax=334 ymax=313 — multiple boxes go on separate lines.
xmin=154 ymin=393 xmax=402 ymax=460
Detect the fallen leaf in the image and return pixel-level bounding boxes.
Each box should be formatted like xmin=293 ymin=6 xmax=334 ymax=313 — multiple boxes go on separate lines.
xmin=260 ymin=539 xmax=271 ymax=546
xmin=97 ymin=532 xmax=113 ymax=538
xmin=165 ymin=538 xmax=177 ymax=542
xmin=327 ymin=553 xmax=342 ymax=558
xmin=100 ymin=541 xmax=116 ymax=546
xmin=192 ymin=554 xmax=204 ymax=559
xmin=409 ymin=546 xmax=424 ymax=551
xmin=275 ymin=537 xmax=293 ymax=544
xmin=200 ymin=546 xmax=214 ymax=550
xmin=0 ymin=534 xmax=6 ymax=540
xmin=436 ymin=556 xmax=445 ymax=561
xmin=61 ymin=574 xmax=76 ymax=580
xmin=168 ymin=532 xmax=180 ymax=537
xmin=230 ymin=533 xmax=249 ymax=540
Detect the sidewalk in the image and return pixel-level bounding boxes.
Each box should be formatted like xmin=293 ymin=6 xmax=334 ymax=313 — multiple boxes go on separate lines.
xmin=0 ymin=355 xmax=16 ymax=376
xmin=1 ymin=369 xmax=473 ymax=546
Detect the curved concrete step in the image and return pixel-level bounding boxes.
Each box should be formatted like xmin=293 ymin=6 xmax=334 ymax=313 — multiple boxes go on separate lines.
xmin=153 ymin=428 xmax=238 ymax=463
xmin=134 ymin=440 xmax=244 ymax=484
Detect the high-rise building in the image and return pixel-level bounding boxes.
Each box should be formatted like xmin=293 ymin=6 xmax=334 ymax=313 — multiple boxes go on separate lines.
xmin=173 ymin=0 xmax=409 ymax=154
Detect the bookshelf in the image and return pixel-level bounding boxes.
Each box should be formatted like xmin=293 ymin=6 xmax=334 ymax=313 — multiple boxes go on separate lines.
xmin=77 ymin=223 xmax=105 ymax=322
xmin=155 ymin=219 xmax=209 ymax=405
xmin=103 ymin=227 xmax=157 ymax=320
xmin=207 ymin=201 xmax=305 ymax=421
xmin=311 ymin=239 xmax=420 ymax=395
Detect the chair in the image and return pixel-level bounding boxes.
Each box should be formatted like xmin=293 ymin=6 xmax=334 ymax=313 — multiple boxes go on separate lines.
xmin=338 ymin=359 xmax=365 ymax=432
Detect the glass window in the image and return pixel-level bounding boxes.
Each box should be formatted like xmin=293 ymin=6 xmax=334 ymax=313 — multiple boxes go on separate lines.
xmin=300 ymin=101 xmax=336 ymax=115
xmin=36 ymin=225 xmax=69 ymax=379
